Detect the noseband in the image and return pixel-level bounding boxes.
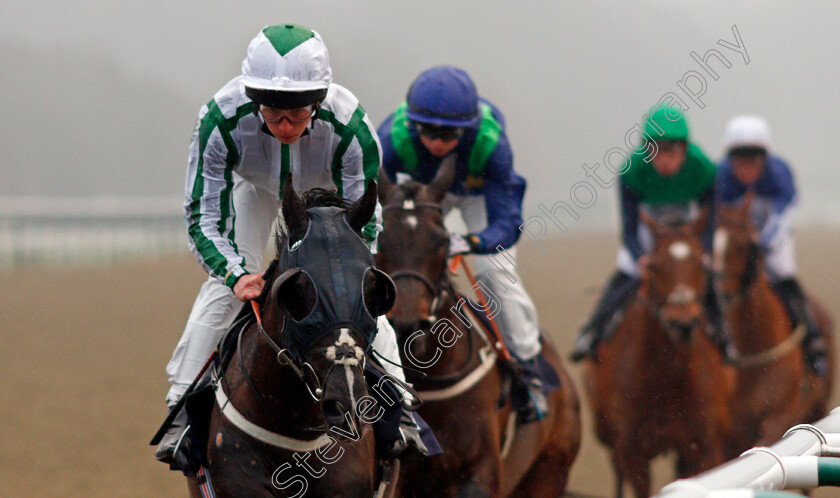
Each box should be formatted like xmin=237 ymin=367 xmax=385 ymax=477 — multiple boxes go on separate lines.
xmin=246 ymin=302 xmax=367 ymax=403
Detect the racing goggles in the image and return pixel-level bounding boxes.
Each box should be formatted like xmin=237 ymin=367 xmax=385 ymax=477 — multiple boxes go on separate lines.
xmin=415 ymin=123 xmax=465 ymax=141
xmin=261 ymin=105 xmax=317 ymax=125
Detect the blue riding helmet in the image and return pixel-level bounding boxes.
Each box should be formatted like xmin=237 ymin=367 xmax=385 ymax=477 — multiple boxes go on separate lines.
xmin=406 ymin=66 xmax=480 ymax=127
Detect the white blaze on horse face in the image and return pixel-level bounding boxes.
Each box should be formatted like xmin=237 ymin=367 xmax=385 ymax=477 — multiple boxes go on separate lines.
xmin=667 ymin=284 xmax=697 ymax=305
xmin=712 ymin=228 xmax=728 ymax=273
xmin=668 ymin=241 xmax=692 ymax=260
xmin=401 ymin=199 xmax=418 ymax=228
xmin=325 ymin=328 xmax=364 ymax=366
xmin=344 ymin=364 xmax=356 ymax=412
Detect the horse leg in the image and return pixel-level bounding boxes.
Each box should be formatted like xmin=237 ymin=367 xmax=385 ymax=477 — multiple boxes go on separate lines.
xmin=610 ymin=454 xmax=625 ymax=498
xmin=507 ymin=444 xmax=573 ymax=498
xmin=615 ymin=451 xmax=650 ymax=498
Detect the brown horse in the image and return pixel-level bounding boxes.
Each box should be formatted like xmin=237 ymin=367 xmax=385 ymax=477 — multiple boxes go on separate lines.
xmin=187 ymin=179 xmax=399 ymax=497
xmin=713 ymin=197 xmax=833 ymax=457
xmin=376 ymin=163 xmax=581 ymax=497
xmin=585 ymin=212 xmax=734 ymax=498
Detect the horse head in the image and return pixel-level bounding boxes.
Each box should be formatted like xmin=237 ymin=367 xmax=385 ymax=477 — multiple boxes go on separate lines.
xmin=376 ymin=157 xmax=456 ymax=342
xmin=265 ymin=177 xmax=396 ymax=434
xmin=640 ymin=209 xmax=709 ymax=344
xmin=712 ymin=191 xmax=763 ymax=306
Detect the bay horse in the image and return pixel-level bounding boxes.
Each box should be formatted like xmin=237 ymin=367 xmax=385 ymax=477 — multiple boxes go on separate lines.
xmin=188 ymin=178 xmax=399 ymax=497
xmin=585 ymin=211 xmax=734 ymax=498
xmin=713 ymin=195 xmax=833 ymax=457
xmin=376 ymin=162 xmax=581 ymax=497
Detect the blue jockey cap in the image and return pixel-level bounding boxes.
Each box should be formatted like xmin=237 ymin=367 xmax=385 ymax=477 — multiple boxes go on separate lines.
xmin=406 ymin=65 xmax=480 ymax=127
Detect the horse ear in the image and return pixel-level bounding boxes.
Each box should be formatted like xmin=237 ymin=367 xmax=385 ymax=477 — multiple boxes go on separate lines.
xmin=378 ymin=167 xmax=396 ymax=204
xmin=363 ymin=268 xmax=397 ymax=317
xmin=270 ymin=268 xmax=316 ymax=321
xmin=282 ymin=175 xmax=308 ymax=245
xmin=347 ymin=181 xmax=378 ymax=233
xmin=427 ymin=154 xmax=456 ymax=202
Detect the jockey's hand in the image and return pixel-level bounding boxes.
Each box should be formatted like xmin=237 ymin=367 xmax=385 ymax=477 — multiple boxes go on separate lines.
xmin=449 ymin=233 xmax=482 ymax=257
xmin=233 ymin=273 xmax=266 ymax=302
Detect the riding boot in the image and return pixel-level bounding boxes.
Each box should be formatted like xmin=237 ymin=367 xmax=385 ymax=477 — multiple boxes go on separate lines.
xmin=387 ymin=407 xmax=431 ymax=459
xmin=154 ymin=404 xmax=194 ymax=469
xmin=703 ymin=279 xmax=738 ymax=364
xmin=513 ymin=358 xmax=549 ymax=424
xmin=570 ymin=271 xmax=640 ymax=362
xmin=772 ymin=278 xmax=827 ymax=376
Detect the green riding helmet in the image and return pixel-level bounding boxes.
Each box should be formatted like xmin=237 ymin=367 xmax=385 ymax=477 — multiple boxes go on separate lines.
xmin=644 ymin=103 xmax=689 ymax=142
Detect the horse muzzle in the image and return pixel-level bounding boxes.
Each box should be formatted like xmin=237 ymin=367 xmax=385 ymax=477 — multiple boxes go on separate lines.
xmin=318 ymin=329 xmax=368 ymax=436
xmin=659 ymin=291 xmax=703 ymax=343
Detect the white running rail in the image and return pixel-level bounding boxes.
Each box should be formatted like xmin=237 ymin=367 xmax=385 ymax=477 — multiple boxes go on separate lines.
xmin=655 ymin=406 xmax=840 ymax=497
xmin=0 ymin=195 xmax=187 ymax=269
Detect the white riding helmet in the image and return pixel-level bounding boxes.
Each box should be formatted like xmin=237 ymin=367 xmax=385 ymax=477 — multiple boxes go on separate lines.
xmin=722 ymin=115 xmax=772 ymax=152
xmin=241 ymin=24 xmax=332 ymax=109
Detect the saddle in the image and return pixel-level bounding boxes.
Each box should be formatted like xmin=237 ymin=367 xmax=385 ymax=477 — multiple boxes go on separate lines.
xmin=454 ymin=292 xmax=561 ymax=409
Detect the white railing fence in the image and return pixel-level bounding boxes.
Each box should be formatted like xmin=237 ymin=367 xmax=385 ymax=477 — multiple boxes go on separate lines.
xmin=0 ymin=196 xmax=188 ymax=270
xmin=655 ymin=407 xmax=840 ymax=497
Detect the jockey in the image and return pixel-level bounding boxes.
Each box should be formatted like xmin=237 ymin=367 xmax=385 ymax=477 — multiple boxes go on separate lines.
xmin=377 ymin=65 xmax=548 ymax=424
xmin=717 ymin=115 xmax=827 ymax=375
xmin=570 ymin=103 xmax=736 ymax=362
xmin=157 ymin=24 xmax=426 ymax=465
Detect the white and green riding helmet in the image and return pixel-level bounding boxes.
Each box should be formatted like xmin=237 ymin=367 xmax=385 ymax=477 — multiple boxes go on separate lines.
xmin=242 ymin=24 xmax=332 ymax=109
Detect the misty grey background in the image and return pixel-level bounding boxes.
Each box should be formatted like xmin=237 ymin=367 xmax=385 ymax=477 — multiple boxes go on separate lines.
xmin=2 ymin=1 xmax=838 ymax=231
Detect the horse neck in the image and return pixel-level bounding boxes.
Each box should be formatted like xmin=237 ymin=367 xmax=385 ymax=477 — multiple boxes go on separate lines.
xmin=727 ymin=272 xmax=790 ymax=354
xmin=403 ymin=290 xmax=480 ymax=385
xmin=224 ymin=322 xmax=325 ymax=435
xmin=630 ymin=295 xmax=700 ymax=375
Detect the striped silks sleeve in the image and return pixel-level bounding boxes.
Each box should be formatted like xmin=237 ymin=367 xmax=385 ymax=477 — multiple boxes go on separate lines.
xmin=341 ymin=105 xmax=383 ymax=247
xmin=183 ymin=99 xmax=251 ymax=288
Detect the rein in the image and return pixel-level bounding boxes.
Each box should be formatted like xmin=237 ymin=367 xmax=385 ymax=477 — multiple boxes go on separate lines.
xmin=382 ymin=197 xmax=507 ymax=398
xmin=250 ymin=301 xmax=324 ymax=402
xmin=450 ymin=254 xmax=513 ymax=362
xmin=389 ymin=269 xmax=450 ymax=324
xmin=714 ymin=224 xmax=807 ymax=368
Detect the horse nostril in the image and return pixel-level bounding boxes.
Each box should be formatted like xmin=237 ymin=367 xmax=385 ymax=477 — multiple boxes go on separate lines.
xmin=678 ymin=323 xmax=694 ymax=341
xmin=322 ymin=400 xmax=347 ymax=427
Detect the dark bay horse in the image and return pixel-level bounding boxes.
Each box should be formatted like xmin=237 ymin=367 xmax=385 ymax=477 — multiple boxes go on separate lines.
xmin=713 ymin=197 xmax=833 ymax=457
xmin=189 ymin=179 xmax=399 ymax=497
xmin=376 ymin=163 xmax=581 ymax=497
xmin=585 ymin=212 xmax=734 ymax=498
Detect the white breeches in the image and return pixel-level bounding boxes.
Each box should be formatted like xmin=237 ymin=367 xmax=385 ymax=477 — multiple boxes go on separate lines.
xmin=441 ymin=193 xmax=541 ymax=361
xmin=763 ymin=224 xmax=796 ymax=281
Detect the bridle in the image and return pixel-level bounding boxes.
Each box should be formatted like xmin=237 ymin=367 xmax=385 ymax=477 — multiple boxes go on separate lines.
xmin=713 ymin=222 xmax=762 ymax=308
xmin=640 ymin=241 xmax=706 ymax=339
xmin=381 ymin=198 xmax=485 ymax=383
xmin=382 ymin=199 xmax=451 ymax=323
xmin=238 ymin=301 xmax=368 ymax=404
